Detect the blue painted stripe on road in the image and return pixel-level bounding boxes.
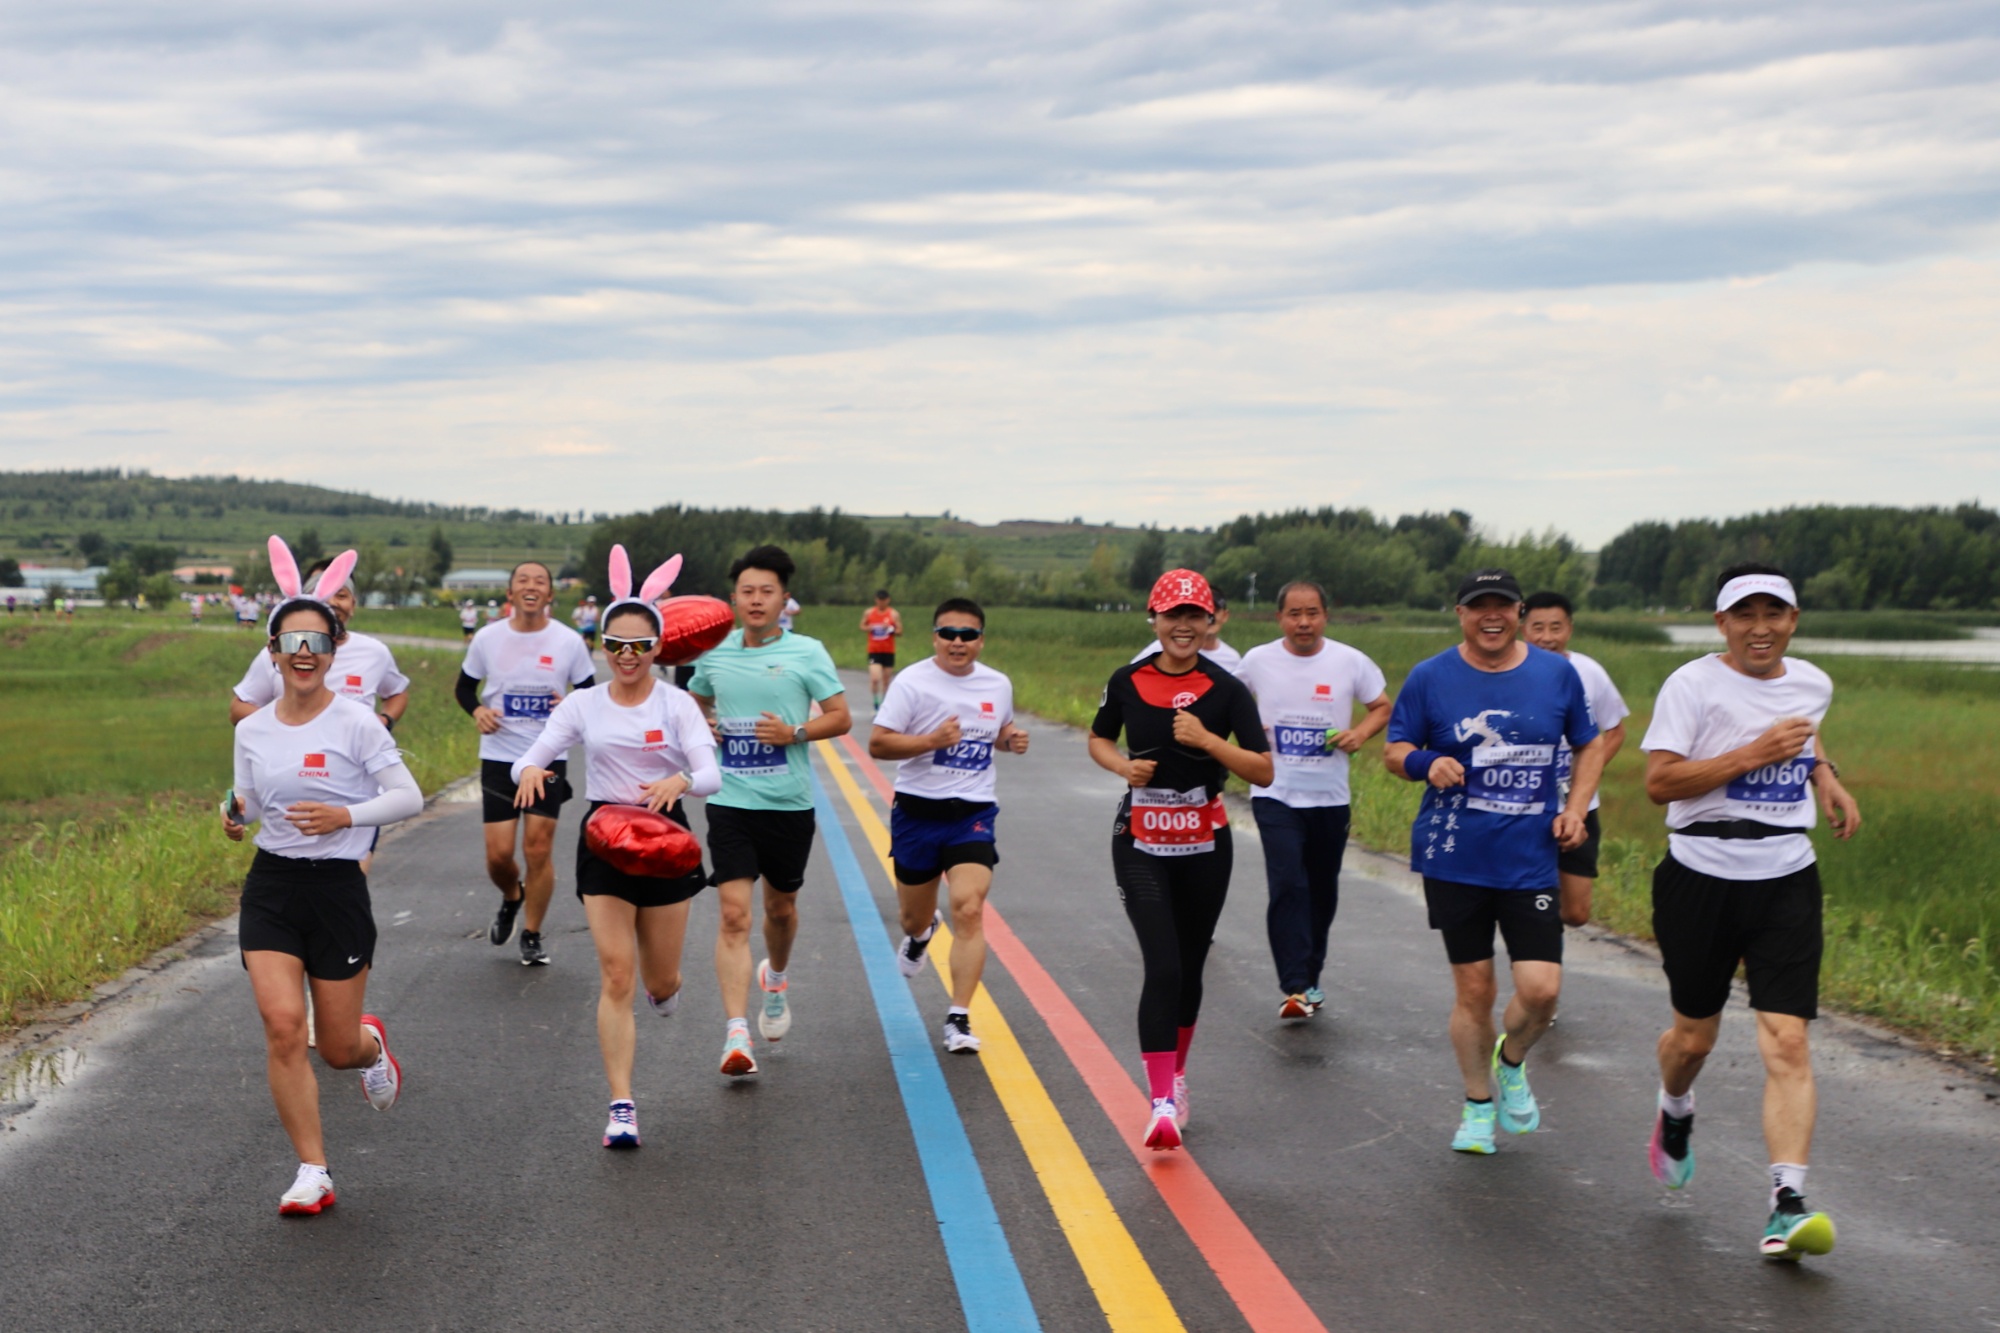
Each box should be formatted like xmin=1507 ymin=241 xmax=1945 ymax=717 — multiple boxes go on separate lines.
xmin=813 ymin=771 xmax=1042 ymax=1333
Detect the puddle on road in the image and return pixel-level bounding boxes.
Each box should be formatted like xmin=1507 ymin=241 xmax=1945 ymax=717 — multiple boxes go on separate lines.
xmin=1 ymin=1044 xmax=86 ymax=1118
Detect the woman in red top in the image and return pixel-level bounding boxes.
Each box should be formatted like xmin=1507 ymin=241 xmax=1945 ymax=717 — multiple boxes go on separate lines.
xmin=860 ymin=588 xmax=903 ymax=708
xmin=1088 ymin=570 xmax=1273 ymax=1150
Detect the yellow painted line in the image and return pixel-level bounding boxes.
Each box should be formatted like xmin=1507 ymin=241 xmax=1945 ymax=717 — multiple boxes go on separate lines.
xmin=817 ymin=740 xmax=1184 ymax=1333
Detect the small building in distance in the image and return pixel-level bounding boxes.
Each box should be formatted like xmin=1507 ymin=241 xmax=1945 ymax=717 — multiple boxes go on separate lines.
xmin=441 ymin=568 xmax=513 ymax=592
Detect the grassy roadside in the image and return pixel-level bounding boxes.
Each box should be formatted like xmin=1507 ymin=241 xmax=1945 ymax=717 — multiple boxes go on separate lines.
xmin=0 ymin=621 xmax=476 ymax=1029
xmin=796 ymin=604 xmax=2000 ymax=1067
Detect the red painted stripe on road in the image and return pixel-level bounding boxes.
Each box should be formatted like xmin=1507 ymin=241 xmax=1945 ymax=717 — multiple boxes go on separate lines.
xmin=834 ymin=729 xmax=1328 ymax=1333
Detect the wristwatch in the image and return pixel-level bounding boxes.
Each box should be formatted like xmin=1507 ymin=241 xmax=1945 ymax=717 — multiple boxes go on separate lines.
xmin=793 ymin=724 xmax=809 ymax=747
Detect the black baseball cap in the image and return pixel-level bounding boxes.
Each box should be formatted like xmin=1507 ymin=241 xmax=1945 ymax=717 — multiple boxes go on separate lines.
xmin=1455 ymin=568 xmax=1524 ymax=606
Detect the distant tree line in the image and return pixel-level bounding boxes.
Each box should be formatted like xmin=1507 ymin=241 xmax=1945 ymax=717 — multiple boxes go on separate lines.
xmin=3 ymin=468 xmax=589 ymax=527
xmin=1595 ymin=504 xmax=2000 ymax=611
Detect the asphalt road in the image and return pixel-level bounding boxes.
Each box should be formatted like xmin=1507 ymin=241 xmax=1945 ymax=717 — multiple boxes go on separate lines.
xmin=3 ymin=668 xmax=1998 ymax=1331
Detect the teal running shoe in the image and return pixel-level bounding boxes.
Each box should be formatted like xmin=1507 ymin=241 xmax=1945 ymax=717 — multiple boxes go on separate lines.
xmin=1649 ymin=1108 xmax=1695 ymax=1189
xmin=1451 ymin=1100 xmax=1497 ymax=1154
xmin=1491 ymin=1036 xmax=1540 ymax=1133
xmin=757 ymin=958 xmax=791 ymax=1041
xmin=1761 ymin=1188 xmax=1835 ymax=1260
xmin=1303 ymin=986 xmax=1326 ymax=1014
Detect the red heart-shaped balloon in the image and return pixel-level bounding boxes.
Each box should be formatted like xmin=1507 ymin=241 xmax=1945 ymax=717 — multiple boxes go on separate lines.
xmin=655 ymin=595 xmax=734 ymax=666
xmin=585 ymin=804 xmax=705 ymax=879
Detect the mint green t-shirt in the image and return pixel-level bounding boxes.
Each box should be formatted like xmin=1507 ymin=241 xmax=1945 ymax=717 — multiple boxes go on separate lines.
xmin=688 ymin=629 xmax=845 ymax=811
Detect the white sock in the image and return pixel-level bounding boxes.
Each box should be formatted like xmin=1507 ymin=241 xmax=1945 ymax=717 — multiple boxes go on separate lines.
xmin=948 ymin=1005 xmax=969 ymax=1018
xmin=1659 ymin=1086 xmax=1694 ymax=1118
xmin=297 ymin=1161 xmax=330 ymax=1181
xmin=1771 ymin=1162 xmax=1808 ymax=1204
xmin=916 ymin=922 xmax=937 ymax=943
xmin=765 ymin=968 xmax=787 ymax=988
xmin=726 ymin=1017 xmax=748 ymax=1037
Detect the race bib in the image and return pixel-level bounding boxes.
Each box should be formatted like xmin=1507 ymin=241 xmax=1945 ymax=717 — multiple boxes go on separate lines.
xmin=1466 ymin=744 xmax=1554 ymax=815
xmin=1129 ymin=787 xmax=1215 ymax=857
xmin=1272 ymin=715 xmax=1339 ymax=790
xmin=869 ymin=623 xmax=892 ymax=640
xmin=1726 ymin=757 xmax=1815 ymax=813
xmin=936 ymin=735 xmax=994 ymax=772
xmin=718 ymin=717 xmax=788 ymax=777
xmin=503 ymin=691 xmax=555 ymax=720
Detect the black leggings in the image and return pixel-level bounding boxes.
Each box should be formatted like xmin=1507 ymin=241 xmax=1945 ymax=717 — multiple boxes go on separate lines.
xmin=1112 ymin=828 xmax=1233 ymax=1054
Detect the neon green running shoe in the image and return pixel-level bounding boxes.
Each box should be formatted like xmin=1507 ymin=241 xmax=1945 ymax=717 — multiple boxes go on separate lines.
xmin=1761 ymin=1188 xmax=1836 ymax=1260
xmin=1491 ymin=1036 xmax=1540 ymax=1133
xmin=1451 ymin=1100 xmax=1497 ymax=1154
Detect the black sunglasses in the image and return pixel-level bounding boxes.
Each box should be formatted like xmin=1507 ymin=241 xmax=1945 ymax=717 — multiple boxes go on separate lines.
xmin=603 ymin=635 xmax=658 ymax=657
xmin=271 ymin=630 xmax=335 ymax=656
xmin=933 ymin=626 xmax=984 ymax=642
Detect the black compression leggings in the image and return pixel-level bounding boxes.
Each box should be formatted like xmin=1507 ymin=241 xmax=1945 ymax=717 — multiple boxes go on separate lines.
xmin=1112 ymin=829 xmax=1233 ymax=1054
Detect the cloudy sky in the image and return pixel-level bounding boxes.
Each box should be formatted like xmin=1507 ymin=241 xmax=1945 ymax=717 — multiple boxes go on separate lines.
xmin=1 ymin=1 xmax=1995 ymax=544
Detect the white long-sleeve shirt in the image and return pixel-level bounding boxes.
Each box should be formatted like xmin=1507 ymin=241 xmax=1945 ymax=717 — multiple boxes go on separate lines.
xmin=512 ymin=681 xmax=720 ymax=805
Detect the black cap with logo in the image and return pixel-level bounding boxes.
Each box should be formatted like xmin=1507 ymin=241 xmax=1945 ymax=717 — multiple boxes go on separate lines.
xmin=1455 ymin=568 xmax=1524 ymax=606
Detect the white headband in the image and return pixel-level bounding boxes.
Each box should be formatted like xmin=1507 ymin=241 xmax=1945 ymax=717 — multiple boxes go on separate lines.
xmin=1716 ymin=573 xmax=1798 ymax=611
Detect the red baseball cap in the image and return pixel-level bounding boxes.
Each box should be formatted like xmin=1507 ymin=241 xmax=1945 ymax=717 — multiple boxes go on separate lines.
xmin=1148 ymin=568 xmax=1216 ymax=615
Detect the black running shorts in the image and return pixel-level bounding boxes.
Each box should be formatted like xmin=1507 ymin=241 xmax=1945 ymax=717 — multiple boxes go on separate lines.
xmin=1652 ymin=853 xmax=1822 ymax=1020
xmin=706 ymin=804 xmax=817 ymax=893
xmin=483 ymin=757 xmax=569 ymax=824
xmin=1557 ymin=808 xmax=1602 ymax=879
xmin=1423 ymin=877 xmax=1564 ymax=966
xmin=576 ymin=800 xmax=708 ymax=909
xmin=238 ymin=849 xmax=376 ymax=981
xmin=868 ymin=652 xmax=896 ymax=668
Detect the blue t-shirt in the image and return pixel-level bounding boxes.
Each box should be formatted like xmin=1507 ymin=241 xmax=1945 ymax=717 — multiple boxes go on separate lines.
xmin=1387 ymin=645 xmax=1599 ymax=890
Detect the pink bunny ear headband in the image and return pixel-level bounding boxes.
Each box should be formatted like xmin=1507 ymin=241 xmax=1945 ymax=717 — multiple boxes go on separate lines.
xmin=603 ymin=544 xmax=682 ymax=631
xmin=265 ymin=534 xmax=358 ymax=637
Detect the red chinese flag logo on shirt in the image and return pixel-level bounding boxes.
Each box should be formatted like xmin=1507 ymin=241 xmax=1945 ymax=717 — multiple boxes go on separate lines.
xmin=980 ymin=702 xmax=994 ymax=713
xmin=1314 ymin=684 xmax=1331 ymax=696
xmin=539 ymin=654 xmax=554 ymax=667
xmin=304 ymin=753 xmax=326 ymax=768
xmin=644 ymin=729 xmax=664 ymax=744
xmin=345 ymin=674 xmax=363 ymax=688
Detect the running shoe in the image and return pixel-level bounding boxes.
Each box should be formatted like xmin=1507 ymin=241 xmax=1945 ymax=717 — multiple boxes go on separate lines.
xmin=1649 ymin=1108 xmax=1695 ymax=1190
xmin=358 ymin=1014 xmax=401 ymax=1111
xmin=1172 ymin=1073 xmax=1190 ymax=1130
xmin=719 ymin=1030 xmax=758 ymax=1077
xmin=490 ymin=890 xmax=523 ymax=946
xmin=942 ymin=1011 xmax=981 ymax=1054
xmin=519 ymin=930 xmax=550 ymax=966
xmin=898 ymin=911 xmax=943 ymax=979
xmin=1279 ymin=993 xmax=1312 ymax=1020
xmin=1144 ymin=1097 xmax=1183 ymax=1151
xmin=1760 ymin=1188 xmax=1836 ymax=1261
xmin=603 ymin=1100 xmax=640 ymax=1149
xmin=757 ymin=959 xmax=791 ymax=1041
xmin=1491 ymin=1036 xmax=1539 ymax=1134
xmin=1451 ymin=1100 xmax=1497 ymax=1155
xmin=278 ymin=1164 xmax=336 ymax=1217
xmin=645 ymin=987 xmax=680 ymax=1018
xmin=1303 ymin=986 xmax=1326 ymax=1015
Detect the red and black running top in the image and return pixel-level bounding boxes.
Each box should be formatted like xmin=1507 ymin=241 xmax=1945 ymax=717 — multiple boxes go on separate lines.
xmin=1091 ymin=653 xmax=1268 ymax=802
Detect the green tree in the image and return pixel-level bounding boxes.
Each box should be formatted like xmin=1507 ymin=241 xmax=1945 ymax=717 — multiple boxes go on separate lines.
xmin=1126 ymin=529 xmax=1167 ymax=591
xmin=140 ymin=571 xmax=178 ymax=608
xmin=427 ymin=526 xmax=454 ymax=581
xmin=128 ymin=542 xmax=179 ymax=576
xmin=77 ymin=530 xmax=108 ymax=564
xmin=295 ymin=528 xmax=325 ymax=566
xmin=0 ymin=556 xmax=21 ymax=587
xmin=98 ymin=560 xmax=140 ymax=604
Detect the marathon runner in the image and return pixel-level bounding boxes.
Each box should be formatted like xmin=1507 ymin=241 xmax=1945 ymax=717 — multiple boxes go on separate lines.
xmin=512 ymin=550 xmax=719 ymax=1148
xmin=459 ymin=599 xmax=479 ymax=640
xmin=1132 ymin=594 xmax=1241 ymax=673
xmin=860 ymin=589 xmax=902 ymax=709
xmin=779 ymin=594 xmax=800 ymax=633
xmin=1089 ymin=570 xmax=1272 ymax=1150
xmin=1639 ymin=563 xmax=1859 ymax=1261
xmin=457 ymin=561 xmax=598 ymax=965
xmin=1234 ymin=580 xmax=1390 ymax=1021
xmin=1383 ymin=568 xmax=1605 ymax=1156
xmin=572 ymin=594 xmax=600 ymax=648
xmin=1521 ymin=591 xmax=1629 ymax=927
xmin=688 ymin=545 xmax=851 ymax=1076
xmin=221 ymin=541 xmax=421 ymax=1216
xmin=868 ymin=597 xmax=1030 ymax=1054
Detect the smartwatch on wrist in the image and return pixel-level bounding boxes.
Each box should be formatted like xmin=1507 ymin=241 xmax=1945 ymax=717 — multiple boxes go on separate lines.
xmin=793 ymin=724 xmax=809 ymax=747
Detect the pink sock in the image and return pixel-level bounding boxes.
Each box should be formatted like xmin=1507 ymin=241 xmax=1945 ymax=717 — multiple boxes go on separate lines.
xmin=1142 ymin=1052 xmax=1177 ymax=1103
xmin=1175 ymin=1025 xmax=1196 ymax=1074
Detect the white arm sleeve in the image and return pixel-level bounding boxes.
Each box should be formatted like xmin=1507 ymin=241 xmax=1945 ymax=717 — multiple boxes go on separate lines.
xmin=510 ymin=693 xmax=587 ymax=782
xmin=345 ymin=762 xmax=424 ymax=828
xmin=685 ymin=745 xmax=722 ymax=798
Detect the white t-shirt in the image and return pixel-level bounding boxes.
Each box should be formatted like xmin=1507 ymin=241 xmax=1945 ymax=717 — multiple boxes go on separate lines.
xmin=873 ymin=658 xmax=1015 ymax=803
xmin=459 ymin=605 xmax=479 ymax=629
xmin=780 ymin=597 xmax=800 ymax=632
xmin=1132 ymin=639 xmax=1241 ymax=674
xmin=234 ymin=695 xmax=405 ymax=861
xmin=1234 ymin=638 xmax=1388 ymax=807
xmin=462 ymin=619 xmax=599 ymax=762
xmin=511 ymin=680 xmax=718 ymax=806
xmin=1641 ymin=653 xmax=1833 ymax=881
xmin=233 ymin=630 xmax=410 ymax=713
xmin=1557 ymin=650 xmax=1629 ymax=813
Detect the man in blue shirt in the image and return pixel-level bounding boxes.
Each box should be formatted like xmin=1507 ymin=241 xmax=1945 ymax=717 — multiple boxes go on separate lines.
xmin=1384 ymin=569 xmax=1606 ymax=1155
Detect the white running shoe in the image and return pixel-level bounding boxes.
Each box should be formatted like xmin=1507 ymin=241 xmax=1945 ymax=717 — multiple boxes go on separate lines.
xmin=898 ymin=911 xmax=943 ymax=979
xmin=1172 ymin=1074 xmax=1190 ymax=1130
xmin=359 ymin=1014 xmax=401 ymax=1111
xmin=757 ymin=960 xmax=792 ymax=1041
xmin=603 ymin=1100 xmax=640 ymax=1149
xmin=942 ymin=1011 xmax=982 ymax=1054
xmin=720 ymin=1030 xmax=758 ymax=1077
xmin=1144 ymin=1097 xmax=1183 ymax=1151
xmin=279 ymin=1164 xmax=336 ymax=1217
xmin=645 ymin=988 xmax=680 ymax=1018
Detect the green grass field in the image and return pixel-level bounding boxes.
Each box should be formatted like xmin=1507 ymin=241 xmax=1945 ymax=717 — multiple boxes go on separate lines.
xmin=796 ymin=604 xmax=2000 ymax=1065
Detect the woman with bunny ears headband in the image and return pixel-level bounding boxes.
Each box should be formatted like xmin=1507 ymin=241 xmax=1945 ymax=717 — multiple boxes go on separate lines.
xmin=456 ymin=559 xmax=600 ymax=965
xmin=511 ymin=546 xmax=721 ymax=1148
xmin=221 ymin=536 xmax=426 ymax=1216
